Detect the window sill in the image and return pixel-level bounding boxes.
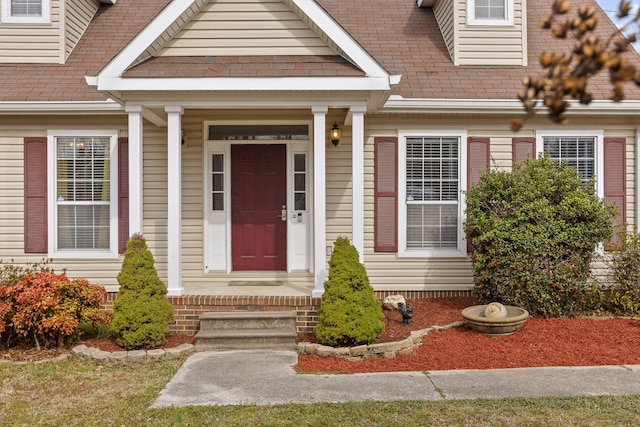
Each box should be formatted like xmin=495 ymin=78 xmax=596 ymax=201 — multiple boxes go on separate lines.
xmin=49 ymin=251 xmax=119 ymax=260
xmin=466 ymin=19 xmax=514 ymax=27
xmin=397 ymin=249 xmax=467 ymax=258
xmin=1 ymin=17 xmax=50 ymax=24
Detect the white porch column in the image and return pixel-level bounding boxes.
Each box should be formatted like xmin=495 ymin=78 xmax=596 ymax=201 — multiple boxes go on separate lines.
xmin=165 ymin=105 xmax=184 ymax=296
xmin=312 ymin=106 xmax=328 ymax=297
xmin=125 ymin=104 xmax=143 ymax=236
xmin=351 ymin=105 xmax=366 ymax=263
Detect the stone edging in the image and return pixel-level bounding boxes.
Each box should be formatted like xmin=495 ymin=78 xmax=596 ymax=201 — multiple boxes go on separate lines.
xmin=71 ymin=343 xmax=195 ymax=363
xmin=297 ymin=321 xmax=464 ymax=361
xmin=0 ymin=343 xmax=195 ymax=365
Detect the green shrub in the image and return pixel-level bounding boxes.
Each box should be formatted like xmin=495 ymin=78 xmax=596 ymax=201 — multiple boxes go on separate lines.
xmin=0 ymin=271 xmax=108 ymax=349
xmin=78 ymin=321 xmax=110 ymax=339
xmin=464 ymin=155 xmax=616 ymax=317
xmin=110 ymin=234 xmax=174 ymax=350
xmin=315 ymin=237 xmax=384 ymax=347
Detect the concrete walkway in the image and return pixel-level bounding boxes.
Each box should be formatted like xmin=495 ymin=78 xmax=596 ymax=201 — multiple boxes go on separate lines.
xmin=152 ymin=350 xmax=640 ymax=407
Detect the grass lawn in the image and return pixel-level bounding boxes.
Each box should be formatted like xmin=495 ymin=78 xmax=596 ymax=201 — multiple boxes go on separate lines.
xmin=2 ymin=359 xmax=640 ymax=426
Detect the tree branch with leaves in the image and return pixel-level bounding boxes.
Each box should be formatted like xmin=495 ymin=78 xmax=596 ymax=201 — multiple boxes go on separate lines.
xmin=512 ymin=0 xmax=640 ymax=131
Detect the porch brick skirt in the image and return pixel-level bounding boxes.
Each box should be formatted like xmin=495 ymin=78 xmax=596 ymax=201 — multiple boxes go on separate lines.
xmin=102 ymin=290 xmax=471 ymax=336
xmin=102 ymin=293 xmax=321 ymax=335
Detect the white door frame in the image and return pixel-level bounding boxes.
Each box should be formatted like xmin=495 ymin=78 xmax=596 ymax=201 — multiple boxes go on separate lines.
xmin=203 ymin=120 xmax=313 ymax=274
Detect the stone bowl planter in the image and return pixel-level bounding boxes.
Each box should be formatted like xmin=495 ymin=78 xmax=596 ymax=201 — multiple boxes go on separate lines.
xmin=461 ymin=304 xmax=529 ymax=337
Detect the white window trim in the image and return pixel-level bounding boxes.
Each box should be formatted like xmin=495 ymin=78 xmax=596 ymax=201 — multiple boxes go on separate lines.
xmin=398 ymin=130 xmax=468 ymax=258
xmin=535 ymin=130 xmax=604 ymax=198
xmin=1 ymin=0 xmax=50 ymax=24
xmin=202 ymin=120 xmax=313 ymax=273
xmin=47 ymin=130 xmax=119 ymax=259
xmin=467 ymin=0 xmax=514 ymax=26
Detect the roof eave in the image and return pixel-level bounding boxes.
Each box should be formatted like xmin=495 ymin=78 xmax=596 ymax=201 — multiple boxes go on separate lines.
xmin=90 ymin=76 xmax=396 ymax=92
xmin=382 ymin=96 xmax=640 ymax=115
xmin=0 ymin=100 xmax=124 ymax=114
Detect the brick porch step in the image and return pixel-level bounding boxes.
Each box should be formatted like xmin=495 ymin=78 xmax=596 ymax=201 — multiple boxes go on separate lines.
xmin=195 ymin=311 xmax=297 ymax=351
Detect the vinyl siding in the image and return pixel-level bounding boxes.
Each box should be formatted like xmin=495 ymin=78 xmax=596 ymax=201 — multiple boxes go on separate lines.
xmin=177 ymin=109 xmax=317 ymax=289
xmin=157 ymin=0 xmax=336 ymax=57
xmin=64 ymin=0 xmax=99 ymax=59
xmin=0 ymin=116 xmax=128 ymax=291
xmin=433 ymin=0 xmax=455 ymax=62
xmin=455 ymin=0 xmax=527 ymax=66
xmin=360 ymin=114 xmax=636 ymax=292
xmin=0 ymin=112 xmax=635 ymax=294
xmin=0 ymin=0 xmax=62 ymax=63
xmin=363 ymin=117 xmax=473 ymax=292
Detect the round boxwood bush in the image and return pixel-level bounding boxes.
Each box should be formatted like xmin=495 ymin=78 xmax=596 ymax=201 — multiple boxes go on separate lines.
xmin=110 ymin=234 xmax=174 ymax=350
xmin=464 ymin=155 xmax=616 ymax=317
xmin=315 ymin=237 xmax=384 ymax=346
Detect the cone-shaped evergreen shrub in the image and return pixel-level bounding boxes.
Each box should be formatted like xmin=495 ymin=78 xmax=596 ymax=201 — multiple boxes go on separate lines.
xmin=315 ymin=237 xmax=384 ymax=346
xmin=110 ymin=234 xmax=174 ymax=350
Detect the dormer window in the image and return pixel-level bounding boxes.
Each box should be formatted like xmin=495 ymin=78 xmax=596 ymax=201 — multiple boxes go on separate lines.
xmin=2 ymin=0 xmax=50 ymax=24
xmin=467 ymin=0 xmax=513 ymax=26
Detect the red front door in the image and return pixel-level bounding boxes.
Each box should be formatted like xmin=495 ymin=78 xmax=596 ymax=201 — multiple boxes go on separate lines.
xmin=231 ymin=144 xmax=287 ymax=270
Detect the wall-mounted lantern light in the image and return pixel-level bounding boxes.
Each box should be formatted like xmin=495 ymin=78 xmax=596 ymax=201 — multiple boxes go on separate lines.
xmin=330 ymin=123 xmax=341 ymax=147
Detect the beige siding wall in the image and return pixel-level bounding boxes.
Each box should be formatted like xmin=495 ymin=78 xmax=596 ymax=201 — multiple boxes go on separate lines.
xmin=178 ymin=109 xmax=317 ymax=288
xmin=157 ymin=0 xmax=336 ymax=57
xmin=360 ymin=114 xmax=638 ymax=292
xmin=64 ymin=0 xmax=99 ymax=59
xmin=455 ymin=0 xmax=526 ymax=66
xmin=0 ymin=116 xmax=128 ymax=291
xmin=1 ymin=111 xmax=635 ymax=294
xmin=0 ymin=0 xmax=62 ymax=63
xmin=433 ymin=0 xmax=455 ymax=62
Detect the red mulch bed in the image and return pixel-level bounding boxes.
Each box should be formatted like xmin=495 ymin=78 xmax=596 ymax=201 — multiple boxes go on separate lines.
xmin=297 ymin=297 xmax=640 ymax=374
xmin=5 ymin=297 xmax=640 ymax=373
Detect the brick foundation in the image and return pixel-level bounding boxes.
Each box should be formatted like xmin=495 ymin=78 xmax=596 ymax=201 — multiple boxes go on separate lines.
xmin=102 ymin=290 xmax=471 ymax=336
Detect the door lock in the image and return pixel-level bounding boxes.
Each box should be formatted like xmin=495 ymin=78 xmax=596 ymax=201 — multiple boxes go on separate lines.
xmin=279 ymin=205 xmax=287 ymax=221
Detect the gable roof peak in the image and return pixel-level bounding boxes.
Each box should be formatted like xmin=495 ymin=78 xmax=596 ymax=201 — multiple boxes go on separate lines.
xmin=93 ymin=0 xmax=391 ymax=87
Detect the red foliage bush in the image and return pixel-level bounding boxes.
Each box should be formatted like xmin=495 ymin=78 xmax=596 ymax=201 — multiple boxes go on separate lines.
xmin=0 ymin=272 xmax=108 ymax=349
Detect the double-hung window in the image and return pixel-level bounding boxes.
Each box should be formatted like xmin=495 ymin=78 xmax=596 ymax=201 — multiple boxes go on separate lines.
xmin=48 ymin=131 xmax=119 ymax=258
xmin=536 ymin=130 xmax=604 ymax=197
xmin=467 ymin=0 xmax=513 ymax=26
xmin=2 ymin=0 xmax=50 ymax=23
xmin=398 ymin=131 xmax=467 ymax=257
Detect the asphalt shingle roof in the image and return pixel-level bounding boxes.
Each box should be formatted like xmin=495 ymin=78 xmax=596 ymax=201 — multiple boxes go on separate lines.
xmin=0 ymin=0 xmax=638 ymax=102
xmin=316 ymin=0 xmax=640 ymax=100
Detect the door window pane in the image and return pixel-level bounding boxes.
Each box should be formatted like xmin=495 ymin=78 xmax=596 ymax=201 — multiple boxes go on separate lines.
xmin=293 ymin=153 xmax=306 ymax=211
xmin=211 ymin=154 xmax=224 ymax=211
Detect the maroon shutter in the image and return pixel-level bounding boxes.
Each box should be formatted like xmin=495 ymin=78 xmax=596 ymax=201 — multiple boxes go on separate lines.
xmin=374 ymin=137 xmax=398 ymax=252
xmin=118 ymin=137 xmax=129 ymax=254
xmin=467 ymin=137 xmax=490 ymax=253
xmin=467 ymin=137 xmax=490 ymax=186
xmin=24 ymin=137 xmax=48 ymax=253
xmin=512 ymin=137 xmax=536 ymax=164
xmin=604 ymin=137 xmax=626 ymax=247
